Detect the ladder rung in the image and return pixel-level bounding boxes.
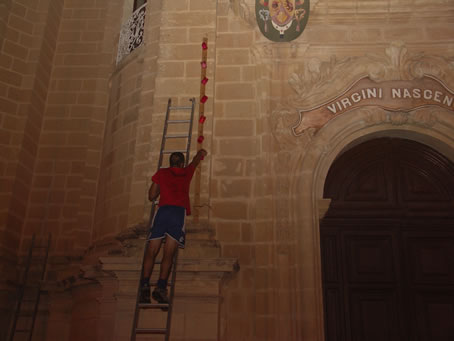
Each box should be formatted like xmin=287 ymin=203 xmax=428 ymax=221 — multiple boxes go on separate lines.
xmin=138 ymin=302 xmax=170 ymax=309
xmin=169 ymin=106 xmax=192 ymax=110
xmin=165 ymin=134 xmax=189 ymax=139
xmin=162 ymin=150 xmax=187 ymax=154
xmin=168 ymin=120 xmax=191 ymax=124
xmin=18 ymin=312 xmax=34 ymax=317
xmin=135 ymin=328 xmax=167 ymax=334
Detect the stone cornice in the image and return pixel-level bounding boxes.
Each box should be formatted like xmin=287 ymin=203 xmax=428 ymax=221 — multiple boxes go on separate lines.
xmin=49 ymin=256 xmax=239 ymax=291
xmin=100 ymin=256 xmax=239 ymax=274
xmin=311 ymin=0 xmax=454 ymax=16
xmin=229 ymin=0 xmax=454 ymax=26
xmin=288 ymin=41 xmax=454 ymax=105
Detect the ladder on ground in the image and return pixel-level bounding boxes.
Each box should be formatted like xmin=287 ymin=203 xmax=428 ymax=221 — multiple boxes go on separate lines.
xmin=131 ymin=98 xmax=196 ymax=341
xmin=8 ymin=233 xmax=51 ymax=341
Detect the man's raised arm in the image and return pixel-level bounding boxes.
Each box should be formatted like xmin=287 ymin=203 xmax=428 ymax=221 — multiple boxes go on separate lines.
xmin=189 ymin=149 xmax=207 ymax=168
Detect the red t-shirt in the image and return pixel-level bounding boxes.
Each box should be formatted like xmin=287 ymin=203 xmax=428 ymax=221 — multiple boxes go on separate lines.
xmin=151 ymin=164 xmax=196 ymax=215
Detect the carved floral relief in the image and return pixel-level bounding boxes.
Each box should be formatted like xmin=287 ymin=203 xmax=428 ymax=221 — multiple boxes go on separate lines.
xmin=270 ymin=42 xmax=454 ymax=138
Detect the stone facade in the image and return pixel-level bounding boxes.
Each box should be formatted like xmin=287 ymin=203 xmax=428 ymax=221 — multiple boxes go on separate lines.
xmin=1 ymin=0 xmax=454 ymax=340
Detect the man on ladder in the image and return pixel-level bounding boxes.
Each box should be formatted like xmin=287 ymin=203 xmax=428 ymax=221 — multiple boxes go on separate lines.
xmin=140 ymin=148 xmax=208 ymax=304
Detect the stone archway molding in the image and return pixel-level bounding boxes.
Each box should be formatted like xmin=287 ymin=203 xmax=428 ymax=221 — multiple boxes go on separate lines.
xmin=275 ymin=42 xmax=454 ymax=341
xmin=293 ymin=105 xmax=454 ymax=340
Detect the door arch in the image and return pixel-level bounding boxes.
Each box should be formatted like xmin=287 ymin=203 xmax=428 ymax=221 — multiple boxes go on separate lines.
xmin=320 ymin=137 xmax=454 ymax=341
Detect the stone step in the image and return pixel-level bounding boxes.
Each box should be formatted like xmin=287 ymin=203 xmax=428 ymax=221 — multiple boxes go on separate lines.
xmin=99 ymin=257 xmax=238 ymax=273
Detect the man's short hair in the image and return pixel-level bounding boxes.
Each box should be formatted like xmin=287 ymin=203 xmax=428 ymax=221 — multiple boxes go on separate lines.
xmin=169 ymin=152 xmax=185 ymax=167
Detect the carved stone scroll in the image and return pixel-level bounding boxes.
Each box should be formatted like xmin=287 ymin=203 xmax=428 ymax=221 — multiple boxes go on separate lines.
xmin=274 ymin=42 xmax=454 ymax=137
xmin=292 ymin=75 xmax=454 ymax=135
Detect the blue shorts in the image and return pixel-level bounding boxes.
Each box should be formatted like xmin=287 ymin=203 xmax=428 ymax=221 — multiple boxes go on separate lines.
xmin=148 ymin=205 xmax=186 ymax=248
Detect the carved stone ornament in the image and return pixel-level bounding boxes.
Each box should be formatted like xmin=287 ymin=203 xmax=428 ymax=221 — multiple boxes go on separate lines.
xmin=362 ymin=107 xmax=438 ymax=128
xmin=362 ymin=108 xmax=440 ymax=128
xmin=286 ymin=42 xmax=454 ymax=136
xmin=255 ymin=0 xmax=309 ymax=42
xmin=292 ymin=75 xmax=453 ymax=135
xmin=116 ymin=3 xmax=146 ymax=65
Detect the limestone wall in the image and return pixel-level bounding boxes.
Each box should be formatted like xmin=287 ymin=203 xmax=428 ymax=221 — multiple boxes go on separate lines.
xmin=93 ymin=51 xmax=145 ymax=242
xmin=148 ymin=0 xmax=216 ymax=222
xmin=94 ymin=0 xmax=218 ymax=243
xmin=212 ymin=0 xmax=454 ymax=340
xmin=0 ymin=0 xmax=65 ymax=335
xmin=25 ymin=0 xmax=122 ymax=255
xmin=1 ymin=0 xmax=454 ymax=340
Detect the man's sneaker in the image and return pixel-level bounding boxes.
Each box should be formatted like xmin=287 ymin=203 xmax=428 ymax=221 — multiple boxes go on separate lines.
xmin=139 ymin=284 xmax=151 ymax=304
xmin=152 ymin=287 xmax=169 ymax=304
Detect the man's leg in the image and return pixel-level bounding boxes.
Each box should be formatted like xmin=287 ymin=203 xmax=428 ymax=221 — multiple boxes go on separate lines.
xmin=152 ymin=237 xmax=178 ymax=303
xmin=140 ymin=238 xmax=162 ymax=303
xmin=143 ymin=238 xmax=163 ymax=278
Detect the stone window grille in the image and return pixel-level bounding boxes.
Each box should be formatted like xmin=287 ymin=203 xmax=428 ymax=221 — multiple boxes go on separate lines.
xmin=116 ymin=2 xmax=146 ymax=65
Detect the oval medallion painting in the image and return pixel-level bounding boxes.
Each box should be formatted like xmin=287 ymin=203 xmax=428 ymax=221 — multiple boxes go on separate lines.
xmin=256 ymin=0 xmax=309 ymax=42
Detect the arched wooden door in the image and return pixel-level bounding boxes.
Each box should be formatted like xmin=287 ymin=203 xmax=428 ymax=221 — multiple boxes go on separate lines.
xmin=320 ymin=138 xmax=454 ymax=341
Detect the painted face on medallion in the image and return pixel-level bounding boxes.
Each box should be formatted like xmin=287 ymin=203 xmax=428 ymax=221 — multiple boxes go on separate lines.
xmin=269 ymin=0 xmax=295 ymax=25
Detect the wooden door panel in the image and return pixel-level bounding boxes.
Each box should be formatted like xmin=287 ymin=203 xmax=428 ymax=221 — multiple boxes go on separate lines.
xmin=321 ymin=234 xmax=340 ymax=285
xmin=412 ymin=291 xmax=454 ymax=341
xmin=321 ymin=233 xmax=342 ymax=284
xmin=398 ymin=163 xmax=451 ymax=202
xmin=404 ymin=235 xmax=454 ymax=285
xmin=321 ymin=232 xmax=346 ymax=341
xmin=343 ymin=162 xmax=390 ymax=202
xmin=323 ymin=288 xmax=346 ymax=341
xmin=320 ymin=138 xmax=454 ymax=341
xmin=324 ymin=138 xmax=454 ymax=218
xmin=349 ymin=289 xmax=402 ymax=341
xmin=397 ymin=163 xmax=454 ymax=215
xmin=343 ymin=233 xmax=397 ymax=284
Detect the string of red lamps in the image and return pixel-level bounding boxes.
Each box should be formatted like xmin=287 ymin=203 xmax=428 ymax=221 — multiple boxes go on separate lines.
xmin=198 ymin=40 xmax=208 ymax=147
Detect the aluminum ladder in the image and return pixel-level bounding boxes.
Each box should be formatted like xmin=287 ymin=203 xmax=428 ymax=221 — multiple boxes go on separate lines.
xmin=8 ymin=233 xmax=51 ymax=341
xmin=131 ymin=97 xmax=196 ymax=341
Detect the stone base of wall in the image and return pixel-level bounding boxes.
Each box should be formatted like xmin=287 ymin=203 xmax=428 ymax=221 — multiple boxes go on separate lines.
xmin=0 ymin=285 xmax=15 ymax=341
xmin=1 ymin=250 xmax=20 ymax=341
xmin=101 ymin=256 xmax=237 ymax=341
xmin=40 ymin=223 xmax=238 ymax=341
